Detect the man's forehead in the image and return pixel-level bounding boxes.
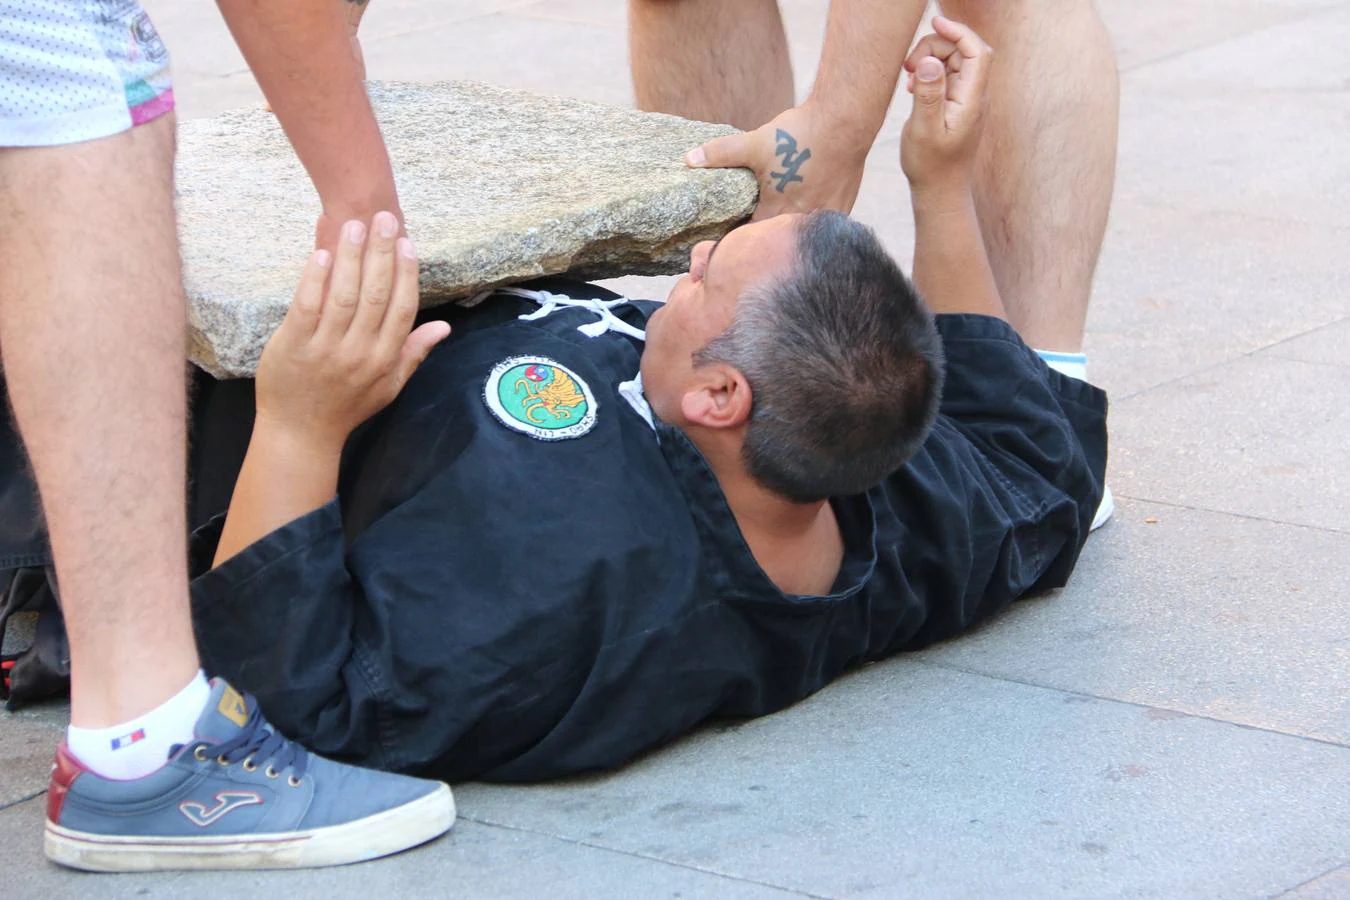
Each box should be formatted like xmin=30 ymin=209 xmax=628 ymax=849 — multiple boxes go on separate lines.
xmin=712 ymin=214 xmax=801 ymax=290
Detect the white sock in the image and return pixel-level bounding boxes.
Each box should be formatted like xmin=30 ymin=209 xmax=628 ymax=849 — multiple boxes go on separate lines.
xmin=67 ymin=670 xmax=211 ymax=780
xmin=1035 ymin=349 xmax=1089 ymax=382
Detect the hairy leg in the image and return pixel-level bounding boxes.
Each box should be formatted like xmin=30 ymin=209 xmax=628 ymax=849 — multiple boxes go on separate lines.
xmin=936 ymin=0 xmax=1120 ymax=351
xmin=0 ymin=114 xmax=199 ymax=728
xmin=629 ymin=0 xmax=795 ymax=129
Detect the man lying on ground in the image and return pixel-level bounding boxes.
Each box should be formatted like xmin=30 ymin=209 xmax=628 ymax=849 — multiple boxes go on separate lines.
xmin=177 ymin=21 xmax=1106 ymax=782
xmin=49 ymin=21 xmax=1107 ymax=806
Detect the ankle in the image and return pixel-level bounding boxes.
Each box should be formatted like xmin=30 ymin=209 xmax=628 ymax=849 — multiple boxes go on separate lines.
xmin=69 ymin=656 xmax=201 ymax=729
xmin=66 ymin=670 xmax=210 ymax=780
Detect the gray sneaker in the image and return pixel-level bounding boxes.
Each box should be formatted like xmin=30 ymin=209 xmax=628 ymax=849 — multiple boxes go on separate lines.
xmin=44 ymin=679 xmax=454 ymax=871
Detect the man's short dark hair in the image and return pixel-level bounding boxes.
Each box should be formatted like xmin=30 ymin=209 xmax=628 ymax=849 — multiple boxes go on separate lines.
xmin=696 ymin=210 xmax=944 ymax=503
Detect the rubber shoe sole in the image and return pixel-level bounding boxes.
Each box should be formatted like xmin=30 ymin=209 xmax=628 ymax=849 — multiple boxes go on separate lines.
xmin=1090 ymin=485 xmax=1115 ymax=532
xmin=44 ymin=782 xmax=454 ymax=872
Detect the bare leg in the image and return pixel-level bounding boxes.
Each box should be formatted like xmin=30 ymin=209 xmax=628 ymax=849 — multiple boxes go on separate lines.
xmin=936 ymin=0 xmax=1120 ymax=351
xmin=0 ymin=114 xmax=199 ymax=728
xmin=629 ymin=0 xmax=794 ymax=129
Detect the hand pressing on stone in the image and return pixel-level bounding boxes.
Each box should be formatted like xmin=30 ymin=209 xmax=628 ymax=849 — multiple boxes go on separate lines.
xmin=684 ymin=104 xmax=867 ymax=222
xmin=255 ymin=211 xmax=451 ymax=452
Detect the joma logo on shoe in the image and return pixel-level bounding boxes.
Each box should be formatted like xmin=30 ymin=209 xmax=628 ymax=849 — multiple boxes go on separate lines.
xmin=179 ymin=791 xmax=263 ymax=827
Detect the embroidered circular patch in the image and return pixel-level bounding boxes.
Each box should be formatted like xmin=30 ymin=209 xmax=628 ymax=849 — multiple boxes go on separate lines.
xmin=484 ymin=356 xmax=598 ymax=440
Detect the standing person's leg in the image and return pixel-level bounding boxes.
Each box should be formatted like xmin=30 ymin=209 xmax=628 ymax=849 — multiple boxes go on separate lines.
xmin=1 ymin=1 xmax=453 ymax=872
xmin=0 ymin=24 xmax=201 ymax=778
xmin=629 ymin=0 xmax=794 ymax=129
xmin=934 ymin=0 xmax=1120 ymax=352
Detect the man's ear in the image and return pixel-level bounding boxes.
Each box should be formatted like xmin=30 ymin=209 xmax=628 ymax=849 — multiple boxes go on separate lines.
xmin=679 ymin=363 xmax=753 ymax=431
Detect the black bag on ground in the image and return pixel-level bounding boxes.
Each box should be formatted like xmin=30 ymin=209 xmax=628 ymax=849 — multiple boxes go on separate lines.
xmin=0 ymin=566 xmax=69 ymax=710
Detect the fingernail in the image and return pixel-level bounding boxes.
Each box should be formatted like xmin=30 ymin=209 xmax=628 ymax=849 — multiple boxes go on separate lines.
xmin=376 ymin=211 xmax=398 ymax=239
xmin=345 ymin=220 xmax=366 ymax=244
xmin=315 ymin=249 xmax=332 ymax=268
xmin=398 ymin=237 xmax=416 ymax=259
xmin=917 ymin=58 xmax=943 ymax=82
xmin=685 ymin=147 xmax=706 ymax=167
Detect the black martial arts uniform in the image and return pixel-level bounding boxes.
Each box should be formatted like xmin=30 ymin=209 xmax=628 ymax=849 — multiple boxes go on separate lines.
xmin=0 ymin=279 xmax=1107 ymax=781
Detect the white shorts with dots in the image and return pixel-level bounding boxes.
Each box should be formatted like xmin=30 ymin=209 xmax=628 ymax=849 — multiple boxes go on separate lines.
xmin=0 ymin=0 xmax=174 ymax=148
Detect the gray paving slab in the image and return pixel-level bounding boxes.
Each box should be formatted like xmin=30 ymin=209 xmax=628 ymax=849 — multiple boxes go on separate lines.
xmin=1262 ymin=318 xmax=1350 ymax=368
xmin=1086 ymin=204 xmax=1350 ymax=398
xmin=1110 ymin=354 xmax=1350 ymax=532
xmin=145 ymin=0 xmax=534 ymax=81
xmin=1125 ymin=2 xmax=1350 ymax=93
xmin=0 ymin=797 xmax=809 ymax=900
xmin=169 ymin=70 xmax=266 ymax=122
xmin=140 ymin=0 xmax=246 ymax=81
xmin=1115 ymin=15 xmax=1350 ymax=229
xmin=351 ymin=0 xmax=536 ymax=45
xmin=850 ymin=138 xmax=916 ymax=261
xmin=920 ymin=497 xmax=1350 ymax=745
xmin=0 ymin=702 xmax=67 ymax=810
xmin=456 ymin=663 xmax=1350 ymax=899
xmin=1100 ymin=0 xmax=1346 ymax=71
xmin=360 ymin=12 xmax=633 ymax=110
xmin=1282 ymin=866 xmax=1350 ymax=899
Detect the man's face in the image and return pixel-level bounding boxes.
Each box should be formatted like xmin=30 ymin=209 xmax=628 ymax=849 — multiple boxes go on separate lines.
xmin=642 ymin=214 xmax=802 ymax=425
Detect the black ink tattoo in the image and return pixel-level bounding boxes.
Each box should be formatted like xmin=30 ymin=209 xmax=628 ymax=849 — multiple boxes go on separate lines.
xmin=769 ymin=129 xmax=812 ymax=192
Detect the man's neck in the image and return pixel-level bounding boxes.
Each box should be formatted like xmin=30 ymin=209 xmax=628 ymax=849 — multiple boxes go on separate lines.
xmin=695 ymin=434 xmax=845 ymax=597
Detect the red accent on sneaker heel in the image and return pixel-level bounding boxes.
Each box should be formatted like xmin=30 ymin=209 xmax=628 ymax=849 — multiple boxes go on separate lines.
xmin=47 ymin=743 xmax=87 ymax=824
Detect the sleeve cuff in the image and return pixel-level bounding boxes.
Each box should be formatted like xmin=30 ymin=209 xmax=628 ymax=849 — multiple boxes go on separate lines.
xmin=189 ymin=501 xmax=344 ymax=654
xmin=934 ymin=312 xmax=1027 ymax=348
xmin=934 ymin=313 xmax=1107 ymax=411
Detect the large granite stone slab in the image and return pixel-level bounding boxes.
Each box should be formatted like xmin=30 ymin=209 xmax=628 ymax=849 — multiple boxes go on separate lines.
xmin=177 ymin=81 xmax=757 ymax=377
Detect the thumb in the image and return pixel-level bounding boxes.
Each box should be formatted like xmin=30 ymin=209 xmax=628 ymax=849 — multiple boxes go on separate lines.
xmin=686 ymin=131 xmax=757 ymax=170
xmin=396 ymin=321 xmax=451 ymax=384
xmin=912 ymin=56 xmax=947 ymax=128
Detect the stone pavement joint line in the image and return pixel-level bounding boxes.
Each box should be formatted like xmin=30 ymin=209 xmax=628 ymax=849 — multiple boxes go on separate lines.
xmin=0 ymin=790 xmax=46 ymax=815
xmin=1111 ymin=494 xmax=1350 ymax=538
xmin=1112 ymin=318 xmax=1350 ymax=403
xmin=462 ymin=815 xmax=832 ymax=900
xmin=916 ymin=659 xmax=1350 ymax=751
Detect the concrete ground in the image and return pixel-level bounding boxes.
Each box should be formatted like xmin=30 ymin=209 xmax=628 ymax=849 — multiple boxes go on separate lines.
xmin=3 ymin=1 xmax=1348 ymax=897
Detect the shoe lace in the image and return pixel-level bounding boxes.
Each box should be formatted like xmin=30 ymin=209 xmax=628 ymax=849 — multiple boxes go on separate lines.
xmin=178 ymin=700 xmax=309 ymax=780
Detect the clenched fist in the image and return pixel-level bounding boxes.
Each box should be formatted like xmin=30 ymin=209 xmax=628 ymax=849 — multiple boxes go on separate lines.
xmin=900 ymin=17 xmax=994 ymax=191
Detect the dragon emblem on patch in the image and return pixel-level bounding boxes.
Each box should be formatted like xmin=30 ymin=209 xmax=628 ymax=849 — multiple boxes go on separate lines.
xmin=484 ymin=356 xmax=598 ymax=440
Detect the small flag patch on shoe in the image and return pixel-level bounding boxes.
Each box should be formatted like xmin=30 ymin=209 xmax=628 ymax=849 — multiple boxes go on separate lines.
xmin=110 ymin=729 xmax=146 ymax=751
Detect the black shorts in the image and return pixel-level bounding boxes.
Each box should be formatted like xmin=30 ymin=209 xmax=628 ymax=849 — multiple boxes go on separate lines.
xmin=935 ymin=313 xmax=1108 ymax=540
xmin=859 ymin=314 xmax=1109 ymax=654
